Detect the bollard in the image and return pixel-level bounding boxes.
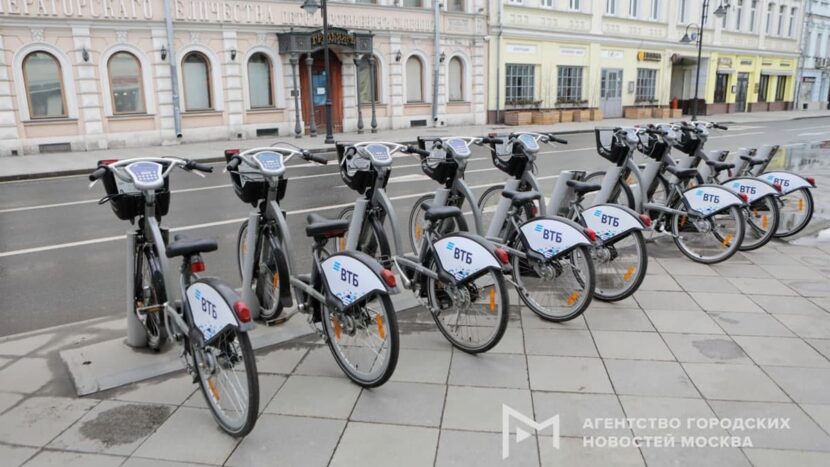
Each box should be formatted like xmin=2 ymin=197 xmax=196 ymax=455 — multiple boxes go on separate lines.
xmin=547 ymin=170 xmax=578 ymax=217
xmin=125 ymin=231 xmax=147 ymax=348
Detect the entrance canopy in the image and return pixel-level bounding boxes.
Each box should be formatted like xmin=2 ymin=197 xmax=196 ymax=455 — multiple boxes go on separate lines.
xmin=278 ymin=28 xmax=374 ymax=55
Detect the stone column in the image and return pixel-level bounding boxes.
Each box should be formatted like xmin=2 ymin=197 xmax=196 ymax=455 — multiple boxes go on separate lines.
xmin=472 ymin=39 xmax=486 ymax=125
xmin=389 ymin=35 xmax=404 ymax=129
xmin=223 ymin=31 xmax=244 ymax=138
xmin=289 ymin=55 xmax=302 ymax=138
xmin=72 ymin=27 xmax=105 ymax=151
xmin=354 ymin=56 xmax=364 ymax=134
xmin=0 ymin=34 xmax=19 ymax=157
xmin=305 ymin=54 xmax=317 ymax=137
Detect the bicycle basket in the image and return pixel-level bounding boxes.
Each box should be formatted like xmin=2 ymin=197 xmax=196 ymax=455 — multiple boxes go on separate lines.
xmin=224 ymin=149 xmax=278 ymax=206
xmin=487 ymin=136 xmax=528 ymax=178
xmin=99 ymin=161 xmax=170 ymax=221
xmin=638 ymin=133 xmax=669 ymax=161
xmin=673 ymin=129 xmax=701 ymax=155
xmin=595 ymin=128 xmax=629 ymax=165
xmin=336 ymin=143 xmax=376 ymax=194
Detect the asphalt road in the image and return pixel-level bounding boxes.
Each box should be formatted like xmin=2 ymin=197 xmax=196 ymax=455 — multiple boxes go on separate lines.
xmin=2 ymin=118 xmax=829 ymax=337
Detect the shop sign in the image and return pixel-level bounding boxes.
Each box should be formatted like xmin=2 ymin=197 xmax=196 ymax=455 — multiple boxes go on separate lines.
xmin=637 ymin=51 xmax=661 ymax=62
xmin=718 ymin=57 xmax=733 ymax=67
xmin=739 ymin=59 xmax=753 ymax=66
xmin=560 ymin=47 xmax=586 ymax=57
xmin=762 ymin=60 xmax=774 ymax=66
xmin=780 ymin=61 xmax=792 ymax=67
xmin=803 ymin=76 xmax=817 ymax=83
xmin=601 ymin=50 xmax=624 ymax=59
xmin=507 ymin=44 xmax=537 ymax=54
xmin=311 ymin=28 xmax=355 ymax=48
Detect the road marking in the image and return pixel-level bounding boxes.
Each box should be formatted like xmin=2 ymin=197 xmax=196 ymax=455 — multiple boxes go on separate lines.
xmin=798 ymin=131 xmax=830 ymax=137
xmin=786 ymin=125 xmax=830 ymax=132
xmin=0 ymin=174 xmax=559 ymax=258
xmin=709 ymin=131 xmax=764 ymax=139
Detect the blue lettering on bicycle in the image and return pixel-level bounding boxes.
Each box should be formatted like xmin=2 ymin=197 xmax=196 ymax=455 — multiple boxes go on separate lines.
xmin=593 ymin=209 xmax=602 ymax=217
xmin=340 ymin=268 xmax=359 ymax=287
xmin=542 ymin=229 xmax=563 ymax=243
xmin=446 ymin=241 xmax=456 ymax=251
xmin=534 ymin=224 xmax=543 ymax=232
xmin=332 ymin=261 xmax=341 ymax=272
xmin=453 ymin=247 xmax=473 ymax=264
xmin=600 ymin=214 xmax=620 ymax=227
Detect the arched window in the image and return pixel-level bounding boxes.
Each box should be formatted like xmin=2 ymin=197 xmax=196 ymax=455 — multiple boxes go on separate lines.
xmin=182 ymin=52 xmax=212 ymax=111
xmin=247 ymin=52 xmax=274 ymax=108
xmin=448 ymin=57 xmax=463 ymax=102
xmin=108 ymin=52 xmax=145 ymax=114
xmin=406 ymin=56 xmax=424 ymax=103
xmin=358 ymin=55 xmax=380 ymax=103
xmin=23 ymin=51 xmax=66 ymax=119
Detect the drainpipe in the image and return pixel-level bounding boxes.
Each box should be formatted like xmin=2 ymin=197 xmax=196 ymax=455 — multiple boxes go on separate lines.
xmin=432 ymin=0 xmax=440 ymax=126
xmin=494 ymin=0 xmax=503 ymax=123
xmin=794 ymin=2 xmax=813 ymax=111
xmin=163 ymin=0 xmax=182 ymax=138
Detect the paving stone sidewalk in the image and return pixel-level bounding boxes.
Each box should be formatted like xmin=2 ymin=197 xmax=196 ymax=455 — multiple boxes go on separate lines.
xmin=2 ymin=236 xmax=830 ymax=466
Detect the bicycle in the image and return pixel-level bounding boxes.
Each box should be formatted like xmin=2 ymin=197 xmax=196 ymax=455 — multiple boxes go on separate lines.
xmin=89 ymin=157 xmax=259 ymax=437
xmin=335 ymin=141 xmax=511 ymax=353
xmin=225 ymin=146 xmax=400 ymax=387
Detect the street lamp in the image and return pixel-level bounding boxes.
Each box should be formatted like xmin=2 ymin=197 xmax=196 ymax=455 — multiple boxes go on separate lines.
xmin=680 ymin=1 xmax=729 ymax=120
xmin=302 ymin=0 xmax=335 ymax=144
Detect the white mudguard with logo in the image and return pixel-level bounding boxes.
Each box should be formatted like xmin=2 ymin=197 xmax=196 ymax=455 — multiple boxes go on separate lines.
xmin=321 ymin=254 xmax=387 ymax=308
xmin=722 ymin=177 xmax=779 ymax=203
xmin=186 ymin=283 xmax=239 ymax=343
xmin=759 ymin=171 xmax=813 ymax=195
xmin=434 ymin=236 xmax=500 ymax=282
xmin=682 ymin=184 xmax=745 ymax=217
xmin=582 ymin=204 xmax=645 ymax=243
xmin=519 ymin=217 xmax=592 ymax=259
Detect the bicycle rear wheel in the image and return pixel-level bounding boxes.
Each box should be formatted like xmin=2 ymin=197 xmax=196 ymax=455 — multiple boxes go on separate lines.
xmin=582 ymin=171 xmax=636 ymax=210
xmin=672 ymin=203 xmax=745 ymax=264
xmin=740 ymin=197 xmax=779 ymax=251
xmin=192 ymin=329 xmax=259 ymax=437
xmin=135 ymin=246 xmax=167 ymax=350
xmin=592 ymin=231 xmax=648 ymax=302
xmin=409 ymin=194 xmax=466 ymax=255
xmin=322 ymin=293 xmax=399 ymax=387
xmin=774 ymin=188 xmax=813 ymax=238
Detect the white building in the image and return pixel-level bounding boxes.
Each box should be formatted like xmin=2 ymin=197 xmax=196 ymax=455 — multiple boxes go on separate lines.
xmin=797 ymin=0 xmax=830 ymax=109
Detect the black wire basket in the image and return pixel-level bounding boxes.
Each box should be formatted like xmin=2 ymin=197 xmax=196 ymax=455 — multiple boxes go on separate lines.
xmin=595 ymin=128 xmax=629 ymax=164
xmin=99 ymin=161 xmax=170 ymax=221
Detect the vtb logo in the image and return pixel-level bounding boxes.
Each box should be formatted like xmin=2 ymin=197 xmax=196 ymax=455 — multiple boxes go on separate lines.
xmin=502 ymin=404 xmax=560 ymax=459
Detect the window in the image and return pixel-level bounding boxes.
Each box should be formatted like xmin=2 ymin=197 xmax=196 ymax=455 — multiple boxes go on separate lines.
xmin=108 ymin=52 xmax=144 ymax=114
xmin=557 ymin=66 xmax=583 ymax=103
xmin=23 ymin=51 xmax=66 ymax=119
xmin=182 ymin=52 xmax=212 ymax=111
xmin=402 ymin=0 xmax=422 ymax=7
xmin=357 ymin=56 xmax=380 ymax=103
xmin=775 ymin=76 xmax=787 ymax=101
xmin=765 ymin=3 xmax=773 ymax=34
xmin=246 ymin=53 xmax=273 ymax=108
xmin=569 ymin=0 xmax=580 ymax=11
xmin=629 ymin=0 xmax=639 ymax=17
xmin=749 ymin=0 xmax=757 ymax=32
xmin=606 ymin=0 xmax=617 ymax=15
xmin=635 ymin=68 xmax=657 ymax=102
xmin=758 ymin=74 xmax=770 ymax=102
xmin=447 ymin=0 xmax=464 ymax=12
xmin=788 ymin=7 xmax=797 ymax=37
xmin=448 ymin=57 xmax=463 ymax=101
xmin=714 ymin=73 xmax=730 ymax=103
xmin=650 ymin=0 xmax=659 ymax=20
xmin=777 ymin=5 xmax=785 ymax=35
xmin=735 ymin=0 xmax=743 ymax=30
xmin=505 ymin=64 xmax=535 ymax=103
xmin=405 ymin=56 xmax=424 ymax=103
xmin=678 ymin=0 xmax=688 ymax=23
xmin=541 ymin=0 xmax=552 ymax=8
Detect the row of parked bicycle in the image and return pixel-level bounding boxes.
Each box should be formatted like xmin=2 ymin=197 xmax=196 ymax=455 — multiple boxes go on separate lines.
xmin=87 ymin=120 xmax=817 ymax=437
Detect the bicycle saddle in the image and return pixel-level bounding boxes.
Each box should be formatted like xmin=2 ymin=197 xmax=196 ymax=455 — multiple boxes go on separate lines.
xmin=305 ymin=213 xmax=350 ymax=238
xmin=664 ymin=165 xmax=699 ymax=180
xmin=566 ymin=180 xmax=602 ymax=195
xmin=739 ymin=154 xmax=767 ymax=166
xmin=422 ymin=203 xmax=464 ymax=223
xmin=501 ymin=189 xmax=541 ymax=206
xmin=166 ymin=235 xmax=218 ymax=258
xmin=705 ymin=160 xmax=735 ymax=172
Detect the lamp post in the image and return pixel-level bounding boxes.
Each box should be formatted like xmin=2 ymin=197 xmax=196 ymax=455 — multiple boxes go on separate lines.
xmin=680 ymin=1 xmax=729 ymax=120
xmin=302 ymin=0 xmax=335 ymax=143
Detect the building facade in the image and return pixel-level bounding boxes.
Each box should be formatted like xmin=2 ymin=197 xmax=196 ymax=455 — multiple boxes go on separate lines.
xmin=488 ymin=0 xmax=804 ymax=122
xmin=0 ymin=0 xmax=488 ymax=156
xmin=797 ymin=0 xmax=830 ymax=110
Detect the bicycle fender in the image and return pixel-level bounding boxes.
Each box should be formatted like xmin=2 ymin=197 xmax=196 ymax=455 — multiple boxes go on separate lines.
xmin=185 ymin=278 xmax=253 ymax=345
xmin=582 ymin=204 xmax=646 ymax=244
xmin=320 ymin=251 xmax=398 ymax=312
xmin=759 ymin=171 xmax=814 ymax=195
xmin=682 ymin=184 xmax=746 ymax=218
xmin=432 ymin=232 xmax=506 ymax=285
xmin=265 ymin=235 xmax=293 ymax=308
xmin=518 ymin=216 xmax=592 ymax=260
xmin=722 ymin=177 xmax=779 ymax=203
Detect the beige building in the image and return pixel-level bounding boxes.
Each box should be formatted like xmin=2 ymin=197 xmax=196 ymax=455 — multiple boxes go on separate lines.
xmin=0 ymin=0 xmax=488 ymax=156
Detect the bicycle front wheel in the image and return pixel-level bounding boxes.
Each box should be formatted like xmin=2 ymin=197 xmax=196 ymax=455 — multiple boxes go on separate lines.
xmin=135 ymin=246 xmax=167 ymax=350
xmin=322 ymin=293 xmax=399 ymax=388
xmin=740 ymin=197 xmax=780 ymax=251
xmin=409 ymin=194 xmax=434 ymax=255
xmin=426 ymin=266 xmax=509 ymax=353
xmin=193 ymin=329 xmax=259 ymax=437
xmin=592 ymin=231 xmax=648 ymax=302
xmin=672 ymin=203 xmax=745 ymax=264
xmin=513 ymin=244 xmax=595 ymax=322
xmin=774 ymin=188 xmax=813 ymax=238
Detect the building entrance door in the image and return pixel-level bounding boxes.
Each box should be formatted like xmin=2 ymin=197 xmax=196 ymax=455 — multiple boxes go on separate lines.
xmin=300 ymin=50 xmax=343 ymax=134
xmin=735 ymin=73 xmax=749 ymax=113
xmin=600 ymin=69 xmax=623 ymax=118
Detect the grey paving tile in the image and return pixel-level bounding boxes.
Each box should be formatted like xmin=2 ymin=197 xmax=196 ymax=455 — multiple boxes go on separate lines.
xmin=785 ymin=279 xmax=830 ymax=297
xmin=646 ymin=309 xmax=725 ymax=334
xmin=690 ymin=292 xmax=765 ymax=313
xmin=292 ymin=345 xmax=350 ymax=378
xmin=523 ymin=329 xmax=597 ymax=357
xmin=330 ymin=422 xmax=438 ymax=467
xmin=634 ymin=291 xmax=701 ymax=311
xmin=532 ymin=392 xmax=627 ymax=437
xmin=808 ymin=338 xmax=830 ymax=360
xmin=712 ymin=263 xmax=772 ymax=278
xmin=0 ymin=334 xmax=54 ymax=357
xmin=539 ymin=436 xmax=644 ymax=466
xmin=746 ymin=251 xmax=805 ymax=266
xmin=489 ymin=326 xmax=525 ymax=354
xmin=673 ymin=275 xmax=740 ymax=293
xmin=132 ymin=407 xmax=239 ymax=464
xmin=662 ymin=333 xmax=752 ymax=364
xmin=812 ymin=297 xmax=830 ymax=312
xmin=618 ymin=395 xmax=722 ymax=436
xmin=640 ymin=447 xmax=751 ymax=467
xmin=764 ymin=366 xmax=830 ymax=404
xmin=733 ymin=336 xmax=830 ymax=367
xmin=656 ymin=258 xmax=717 ymax=276
xmin=264 ymin=375 xmax=360 ymax=419
xmin=592 ymin=331 xmax=675 ymax=361
xmin=225 ymin=414 xmax=344 ymax=467
xmin=709 ymin=312 xmax=795 ymax=337
xmin=775 ymin=313 xmax=830 ymax=338
xmin=183 ymin=374 xmax=285 ymax=413
xmin=0 ymin=396 xmax=98 ymax=447
xmin=526 ymin=356 xmax=613 ymax=393
xmin=47 ymin=400 xmax=173 ymax=455
xmin=0 ymin=358 xmax=52 ymax=393
xmin=0 ymin=444 xmax=37 ymax=467
xmin=709 ymin=401 xmax=830 ymax=451
xmin=801 ymin=404 xmax=830 ymax=434
xmin=254 ymin=346 xmax=308 ymax=374
xmin=638 ymin=274 xmax=682 ymax=291
xmin=442 ymin=386 xmax=532 ymax=432
xmin=351 ymin=381 xmax=444 ymax=427
xmin=520 ymin=309 xmax=588 ymax=329
xmin=752 ymin=295 xmax=830 ymax=315
xmin=584 ymin=308 xmax=655 ymax=332
xmin=605 ymin=360 xmax=699 ymax=397
xmin=0 ymin=391 xmax=23 ymax=414
xmin=743 ymin=449 xmax=830 ymax=467
xmin=389 ymin=348 xmax=451 ymax=384
xmin=760 ymin=264 xmax=824 ymax=280
xmin=726 ymin=277 xmax=798 ymax=296
xmin=448 ymin=352 xmax=528 ymax=389
xmin=19 ymin=451 xmax=124 ymax=467
xmin=436 ymin=430 xmax=538 ymax=467
xmin=112 ymin=373 xmax=196 ymax=406
xmin=683 ymin=363 xmax=789 ymax=402
xmin=122 ymin=459 xmax=220 ymax=467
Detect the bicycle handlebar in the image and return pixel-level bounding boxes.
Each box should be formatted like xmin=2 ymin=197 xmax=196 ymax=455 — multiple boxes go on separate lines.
xmin=89 ymin=167 xmax=107 ymax=182
xmin=546 ymin=134 xmax=568 ymax=144
xmin=480 ymin=137 xmax=504 ymax=145
xmin=305 ymin=152 xmax=328 ymax=165
xmin=186 ymin=161 xmax=214 ymax=173
xmin=407 ymin=146 xmax=431 ymax=157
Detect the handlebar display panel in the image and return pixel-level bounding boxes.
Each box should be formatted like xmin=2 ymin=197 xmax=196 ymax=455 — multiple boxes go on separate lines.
xmin=517 ymin=134 xmax=539 ymax=152
xmin=445 ymin=138 xmax=471 ymax=158
xmin=125 ymin=162 xmax=163 ymax=190
xmin=365 ymin=144 xmax=392 ymax=166
xmin=253 ymin=151 xmax=285 ymax=176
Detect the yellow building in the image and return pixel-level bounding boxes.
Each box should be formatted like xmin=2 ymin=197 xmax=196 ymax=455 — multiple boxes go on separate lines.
xmin=489 ymin=0 xmax=803 ymax=122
